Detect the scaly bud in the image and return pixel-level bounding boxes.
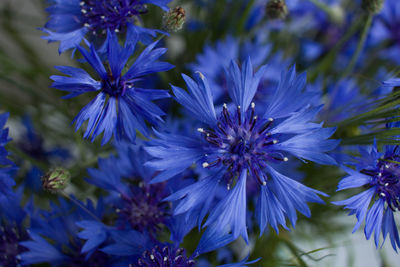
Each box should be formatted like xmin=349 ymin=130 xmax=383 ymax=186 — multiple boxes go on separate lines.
xmin=266 ymin=0 xmax=289 ymax=20
xmin=42 ymin=168 xmax=71 ymax=193
xmin=162 ymin=6 xmax=186 ymax=32
xmin=361 ymin=0 xmax=384 ymax=14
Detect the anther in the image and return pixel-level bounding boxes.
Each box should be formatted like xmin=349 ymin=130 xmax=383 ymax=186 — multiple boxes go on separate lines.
xmin=101 ymin=15 xmax=105 ymax=19
xmin=202 ymin=162 xmax=209 ymax=168
xmin=385 ymin=183 xmax=389 ymax=186
xmin=273 ymin=139 xmax=278 ymax=144
xmin=150 ymin=255 xmax=155 ymax=261
xmin=81 ymin=9 xmax=87 ymax=14
xmin=80 ymin=1 xmax=85 ymax=6
xmin=115 ymin=29 xmax=120 ymax=33
xmin=283 ymin=157 xmax=289 ymax=161
xmin=84 ymin=23 xmax=90 ymax=27
xmin=237 ymin=106 xmax=241 ymax=125
xmin=380 ymin=192 xmax=386 ymax=197
xmin=164 ymin=256 xmax=168 ymax=262
xmin=262 ymin=181 xmax=267 ymax=186
xmin=197 ymin=128 xmax=205 ymax=133
xmin=251 ymin=102 xmax=255 ymax=109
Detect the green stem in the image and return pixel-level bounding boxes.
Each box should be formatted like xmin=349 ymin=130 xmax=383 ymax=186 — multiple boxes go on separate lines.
xmin=61 ymin=191 xmax=102 ymax=222
xmin=307 ymin=0 xmax=333 ymax=16
xmin=236 ymin=0 xmax=255 ymax=35
xmin=343 ymin=14 xmax=373 ymax=76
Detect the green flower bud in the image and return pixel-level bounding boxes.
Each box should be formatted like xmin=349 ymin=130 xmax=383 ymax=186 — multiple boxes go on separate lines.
xmin=266 ymin=0 xmax=289 ymax=20
xmin=42 ymin=168 xmax=71 ymax=193
xmin=162 ymin=6 xmax=186 ymax=32
xmin=361 ymin=0 xmax=384 ymax=14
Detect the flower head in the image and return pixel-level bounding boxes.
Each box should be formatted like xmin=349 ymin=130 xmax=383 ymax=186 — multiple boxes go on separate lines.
xmin=146 ymin=59 xmax=338 ymax=242
xmin=43 ymin=0 xmax=171 ymax=53
xmin=51 ymin=34 xmax=173 ymax=145
xmin=333 ymin=138 xmax=400 ymax=251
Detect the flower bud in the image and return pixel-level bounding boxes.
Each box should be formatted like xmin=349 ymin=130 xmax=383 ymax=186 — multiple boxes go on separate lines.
xmin=162 ymin=6 xmax=186 ymax=32
xmin=361 ymin=0 xmax=384 ymax=14
xmin=42 ymin=168 xmax=71 ymax=193
xmin=266 ymin=0 xmax=289 ymax=20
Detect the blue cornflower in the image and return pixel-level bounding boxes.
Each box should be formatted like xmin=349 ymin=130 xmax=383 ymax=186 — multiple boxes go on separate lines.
xmin=145 ymin=59 xmax=339 ymax=243
xmin=19 ymin=197 xmax=111 ymax=265
xmin=0 ymin=112 xmax=17 ymax=202
xmin=43 ymin=0 xmax=171 ymax=53
xmin=333 ymin=138 xmax=400 ymax=251
xmin=51 ymin=33 xmax=173 ymax=145
xmin=86 ymin=144 xmax=171 ymax=235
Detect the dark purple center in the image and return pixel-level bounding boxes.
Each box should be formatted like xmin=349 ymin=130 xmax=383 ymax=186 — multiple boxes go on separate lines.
xmin=199 ymin=104 xmax=285 ymax=187
xmin=80 ymin=0 xmax=147 ymax=34
xmin=136 ymin=245 xmax=195 ymax=267
xmin=0 ymin=224 xmax=27 ymax=266
xmin=119 ymin=182 xmax=169 ymax=233
xmin=361 ymin=153 xmax=400 ymax=211
xmin=102 ymin=75 xmax=132 ymax=96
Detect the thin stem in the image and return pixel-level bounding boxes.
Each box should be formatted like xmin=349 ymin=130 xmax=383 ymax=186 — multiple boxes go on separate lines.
xmin=61 ymin=191 xmax=102 ymax=222
xmin=343 ymin=14 xmax=373 ymax=76
xmin=307 ymin=0 xmax=333 ymax=16
xmin=236 ymin=0 xmax=255 ymax=35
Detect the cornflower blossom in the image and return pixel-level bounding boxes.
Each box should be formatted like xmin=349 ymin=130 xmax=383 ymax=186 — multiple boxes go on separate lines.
xmin=51 ymin=33 xmax=173 ymax=145
xmin=42 ymin=0 xmax=172 ymax=53
xmin=145 ymin=58 xmax=339 ymax=243
xmin=333 ymin=140 xmax=400 ymax=251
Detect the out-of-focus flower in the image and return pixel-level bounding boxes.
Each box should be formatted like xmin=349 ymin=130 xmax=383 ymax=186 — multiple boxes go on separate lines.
xmin=51 ymin=33 xmax=173 ymax=145
xmin=0 ymin=112 xmax=17 ymax=202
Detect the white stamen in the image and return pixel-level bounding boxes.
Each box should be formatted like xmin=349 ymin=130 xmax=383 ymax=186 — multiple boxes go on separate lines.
xmin=80 ymin=1 xmax=85 ymax=6
xmin=115 ymin=29 xmax=120 ymax=33
xmin=253 ymin=116 xmax=258 ymax=120
xmin=115 ymin=208 xmax=120 ymax=213
xmin=202 ymin=162 xmax=209 ymax=168
xmin=150 ymin=255 xmax=155 ymax=260
xmin=273 ymin=139 xmax=278 ymax=144
xmin=195 ymin=71 xmax=205 ymax=80
xmin=378 ymin=173 xmax=382 ymax=177
xmin=101 ymin=15 xmax=105 ymax=19
xmin=84 ymin=23 xmax=90 ymax=27
xmin=223 ymin=103 xmax=227 ymax=109
xmin=164 ymin=257 xmax=168 ymax=262
xmin=128 ymin=85 xmax=132 ymax=88
xmin=380 ymin=192 xmax=386 ymax=197
xmin=385 ymin=183 xmax=389 ymax=186
xmin=251 ymin=102 xmax=255 ymax=108
xmin=262 ymin=181 xmax=267 ymax=186
xmin=197 ymin=128 xmax=205 ymax=133
xmin=268 ymin=118 xmax=274 ymax=122
xmin=227 ymin=184 xmax=231 ymax=190
xmin=385 ymin=164 xmax=390 ymax=169
xmin=283 ymin=157 xmax=289 ymax=162
xmin=81 ymin=9 xmax=87 ymax=14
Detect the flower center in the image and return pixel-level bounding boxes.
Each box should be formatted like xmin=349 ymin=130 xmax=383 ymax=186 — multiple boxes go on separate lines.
xmin=102 ymin=76 xmax=132 ymax=96
xmin=136 ymin=245 xmax=195 ymax=267
xmin=0 ymin=224 xmax=26 ymax=266
xmin=362 ymin=156 xmax=400 ymax=211
xmin=80 ymin=0 xmax=147 ymax=34
xmin=199 ymin=103 xmax=286 ymax=187
xmin=118 ymin=182 xmax=169 ymax=233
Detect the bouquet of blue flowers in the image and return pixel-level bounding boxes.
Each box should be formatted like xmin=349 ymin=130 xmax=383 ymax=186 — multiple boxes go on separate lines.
xmin=1 ymin=0 xmax=400 ymax=266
